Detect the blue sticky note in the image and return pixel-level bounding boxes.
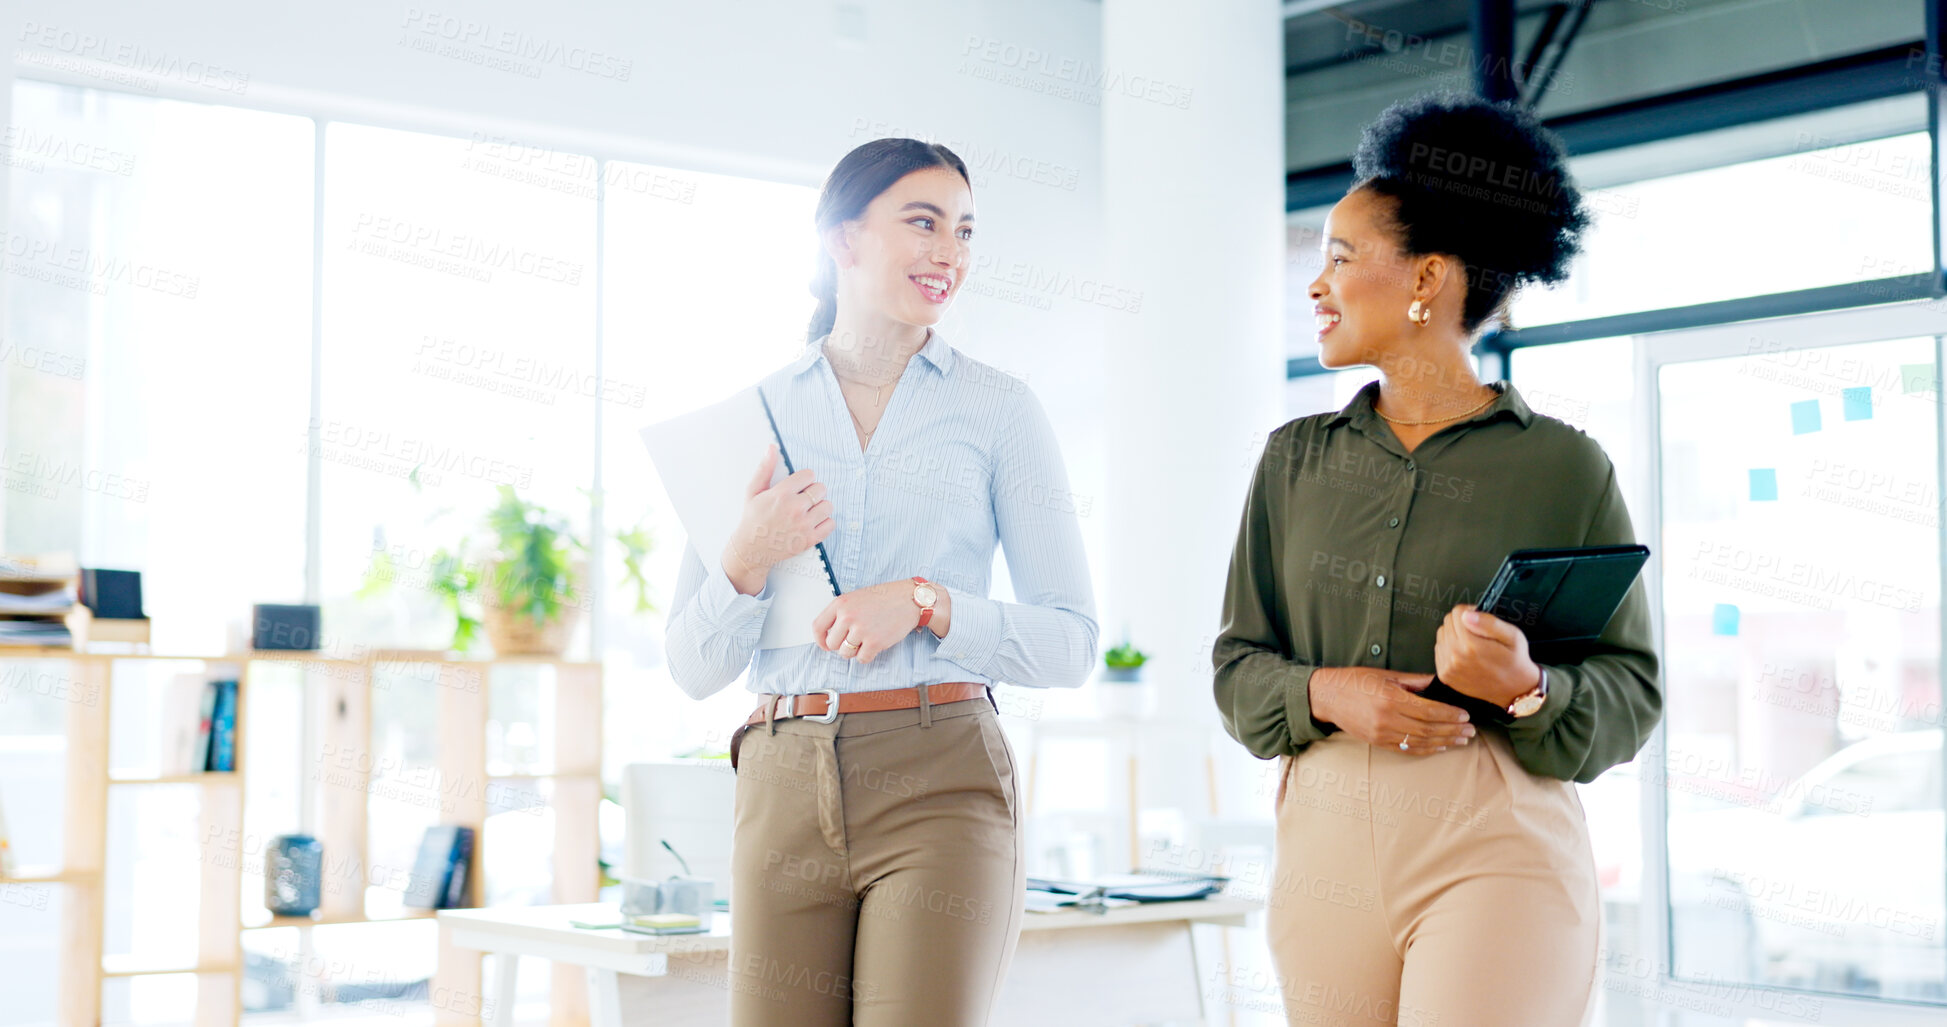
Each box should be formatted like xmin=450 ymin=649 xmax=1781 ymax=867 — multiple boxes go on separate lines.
xmin=1712 ymin=603 xmax=1740 ymax=636
xmin=1790 ymin=400 xmax=1821 ymax=434
xmin=1842 ymin=387 xmax=1872 ymax=421
xmin=1748 ymin=469 xmax=1777 ymax=501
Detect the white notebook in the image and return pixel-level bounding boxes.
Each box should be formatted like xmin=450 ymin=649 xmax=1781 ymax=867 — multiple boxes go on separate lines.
xmin=640 ymin=386 xmax=838 ymax=650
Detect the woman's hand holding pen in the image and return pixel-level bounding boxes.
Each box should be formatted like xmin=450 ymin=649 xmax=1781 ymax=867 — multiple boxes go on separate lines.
xmin=1434 ymin=604 xmax=1543 ymax=708
xmin=1309 ymin=667 xmax=1475 ymax=755
xmin=721 ymin=444 xmax=835 ymax=597
xmin=813 ymin=579 xmax=951 ymax=663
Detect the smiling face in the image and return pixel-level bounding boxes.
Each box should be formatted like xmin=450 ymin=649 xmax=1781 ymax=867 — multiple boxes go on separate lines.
xmin=829 ymin=166 xmax=974 ymax=332
xmin=1308 ymin=186 xmax=1426 ymax=369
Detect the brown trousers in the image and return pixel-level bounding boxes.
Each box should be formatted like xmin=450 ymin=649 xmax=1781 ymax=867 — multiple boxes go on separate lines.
xmin=727 ymin=690 xmax=1025 ymax=1026
xmin=1266 ymin=726 xmax=1601 ymax=1026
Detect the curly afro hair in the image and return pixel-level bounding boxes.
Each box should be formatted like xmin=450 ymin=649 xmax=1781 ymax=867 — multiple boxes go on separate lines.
xmin=1350 ymin=92 xmax=1588 ymax=334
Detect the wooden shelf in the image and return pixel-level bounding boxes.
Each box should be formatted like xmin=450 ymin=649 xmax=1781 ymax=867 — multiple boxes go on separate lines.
xmin=217 ymin=650 xmax=370 ymax=666
xmin=0 ymin=646 xmax=122 ymax=659
xmin=0 ymin=864 xmax=98 ymax=885
xmin=107 ymin=771 xmax=238 ymax=786
xmin=30 ymin=651 xmax=601 ymax=1026
xmin=485 ymin=771 xmax=600 ymax=782
xmin=370 ymin=648 xmax=600 ymax=668
xmin=101 ymin=954 xmax=239 ymax=977
xmin=243 ymin=907 xmax=438 ymax=931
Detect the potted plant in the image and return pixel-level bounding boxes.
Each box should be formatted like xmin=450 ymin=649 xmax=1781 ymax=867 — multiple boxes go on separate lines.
xmin=1102 ymin=641 xmax=1148 ymax=682
xmin=361 ymin=484 xmax=655 ymax=657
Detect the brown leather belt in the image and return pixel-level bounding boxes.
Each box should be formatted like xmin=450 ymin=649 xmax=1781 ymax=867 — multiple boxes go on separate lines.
xmin=740 ymin=682 xmax=992 ymax=728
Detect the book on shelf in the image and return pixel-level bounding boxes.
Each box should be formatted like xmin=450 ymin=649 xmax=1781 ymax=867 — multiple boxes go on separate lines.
xmin=205 ymin=679 xmax=238 ymax=773
xmin=193 ymin=679 xmax=219 ymax=773
xmin=403 ymin=825 xmax=474 ymax=910
xmin=156 ymin=675 xmax=238 ymax=775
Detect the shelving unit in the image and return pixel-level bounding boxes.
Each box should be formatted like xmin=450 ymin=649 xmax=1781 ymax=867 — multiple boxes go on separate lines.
xmin=0 ymin=647 xmax=604 ymax=1027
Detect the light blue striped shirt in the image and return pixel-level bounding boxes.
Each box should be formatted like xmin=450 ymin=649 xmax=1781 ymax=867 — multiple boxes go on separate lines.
xmin=663 ymin=328 xmax=1099 ymax=699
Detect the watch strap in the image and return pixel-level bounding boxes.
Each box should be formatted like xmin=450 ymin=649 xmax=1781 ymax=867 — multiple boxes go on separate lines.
xmin=911 ymin=575 xmax=935 ymax=630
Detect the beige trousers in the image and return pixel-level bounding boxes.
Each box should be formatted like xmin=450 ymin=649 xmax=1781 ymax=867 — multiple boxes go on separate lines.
xmin=1266 ymin=726 xmax=1600 ymax=1026
xmin=727 ymin=690 xmax=1025 ymax=1026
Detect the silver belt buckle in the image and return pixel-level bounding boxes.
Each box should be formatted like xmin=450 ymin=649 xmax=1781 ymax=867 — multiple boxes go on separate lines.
xmin=778 ymin=690 xmax=842 ymax=724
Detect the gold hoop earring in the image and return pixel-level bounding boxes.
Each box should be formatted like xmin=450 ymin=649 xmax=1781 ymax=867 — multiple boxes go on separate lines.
xmin=1408 ymin=300 xmax=1431 ymax=327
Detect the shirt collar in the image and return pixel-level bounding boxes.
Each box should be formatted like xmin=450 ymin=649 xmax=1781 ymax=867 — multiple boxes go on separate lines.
xmin=1325 ymin=379 xmax=1534 ymax=430
xmin=788 ymin=326 xmax=955 ymax=378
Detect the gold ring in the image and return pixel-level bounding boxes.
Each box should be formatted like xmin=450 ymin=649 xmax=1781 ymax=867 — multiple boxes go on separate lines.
xmin=841 ymin=639 xmax=861 ymax=653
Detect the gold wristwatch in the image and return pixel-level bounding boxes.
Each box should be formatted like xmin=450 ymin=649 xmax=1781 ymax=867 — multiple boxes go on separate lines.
xmin=1507 ymin=666 xmax=1548 ymax=718
xmin=911 ymin=576 xmax=938 ymax=631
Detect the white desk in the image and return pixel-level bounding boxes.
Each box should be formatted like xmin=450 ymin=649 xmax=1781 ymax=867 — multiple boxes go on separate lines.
xmin=440 ymin=896 xmax=1260 ymax=1026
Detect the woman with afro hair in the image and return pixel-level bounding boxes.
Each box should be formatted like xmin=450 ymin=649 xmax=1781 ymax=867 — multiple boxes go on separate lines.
xmin=1213 ymin=93 xmax=1661 ymax=1025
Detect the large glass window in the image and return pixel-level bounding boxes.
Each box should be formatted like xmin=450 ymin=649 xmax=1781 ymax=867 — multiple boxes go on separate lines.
xmin=1513 ymin=126 xmax=1931 ymax=328
xmin=317 ymin=123 xmax=598 ymax=654
xmin=1658 ymin=331 xmax=1943 ymax=1004
xmin=3 ymin=81 xmax=313 ymax=654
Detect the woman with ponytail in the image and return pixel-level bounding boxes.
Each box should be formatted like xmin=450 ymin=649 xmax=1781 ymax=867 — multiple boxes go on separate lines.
xmin=662 ymin=137 xmax=1098 ymax=1026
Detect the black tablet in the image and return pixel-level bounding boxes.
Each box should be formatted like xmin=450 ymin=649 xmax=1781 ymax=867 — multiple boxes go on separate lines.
xmin=1475 ymin=544 xmax=1650 ymax=642
xmin=1417 ymin=544 xmax=1649 ymax=725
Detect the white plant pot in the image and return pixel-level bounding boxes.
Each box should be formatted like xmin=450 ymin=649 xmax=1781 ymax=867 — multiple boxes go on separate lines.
xmin=1095 ymin=678 xmax=1153 ymax=720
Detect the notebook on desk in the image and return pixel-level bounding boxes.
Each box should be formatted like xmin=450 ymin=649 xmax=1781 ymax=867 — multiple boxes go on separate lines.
xmin=1025 ymin=872 xmax=1228 ymax=912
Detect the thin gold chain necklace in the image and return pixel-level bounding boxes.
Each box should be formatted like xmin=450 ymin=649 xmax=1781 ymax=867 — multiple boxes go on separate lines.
xmin=834 ymin=373 xmax=890 ymax=438
xmin=1374 ymin=387 xmax=1498 ymax=427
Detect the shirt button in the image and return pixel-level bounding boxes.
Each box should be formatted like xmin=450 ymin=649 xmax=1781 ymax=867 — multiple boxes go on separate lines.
xmin=1388 ymin=517 xmax=1400 ymax=528
xmin=1405 ymin=461 xmax=1416 ymax=472
xmin=1370 ymin=643 xmax=1382 ymax=656
xmin=850 ymin=520 xmax=861 ymax=530
xmin=855 ymin=468 xmax=864 ymax=478
xmin=1375 ymin=575 xmax=1386 ymax=587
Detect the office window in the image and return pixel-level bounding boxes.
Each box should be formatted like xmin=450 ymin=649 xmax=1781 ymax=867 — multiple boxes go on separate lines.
xmin=1512 ymin=125 xmax=1931 ymax=328
xmin=3 ymin=81 xmax=313 ymax=654
xmin=1658 ymin=334 xmax=1943 ymax=1003
xmin=316 ymin=123 xmax=598 ymax=653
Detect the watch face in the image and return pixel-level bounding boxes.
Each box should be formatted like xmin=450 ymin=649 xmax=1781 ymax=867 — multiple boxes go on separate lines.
xmin=913 ymin=584 xmax=937 ymax=607
xmin=1510 ymin=693 xmax=1546 ymax=717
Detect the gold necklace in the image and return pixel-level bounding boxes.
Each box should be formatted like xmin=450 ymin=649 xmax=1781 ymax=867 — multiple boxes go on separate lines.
xmin=835 ymin=373 xmax=890 ymax=438
xmin=1374 ymin=387 xmax=1498 ymax=426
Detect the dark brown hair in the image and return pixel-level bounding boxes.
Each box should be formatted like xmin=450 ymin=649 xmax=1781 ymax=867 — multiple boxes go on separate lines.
xmin=807 ymin=138 xmax=971 ymax=342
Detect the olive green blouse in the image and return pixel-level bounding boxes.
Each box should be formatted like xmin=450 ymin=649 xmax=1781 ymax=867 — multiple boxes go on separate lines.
xmin=1212 ymin=379 xmax=1661 ymax=784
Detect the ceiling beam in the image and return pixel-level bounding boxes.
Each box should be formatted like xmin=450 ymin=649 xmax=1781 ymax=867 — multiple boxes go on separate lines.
xmin=1471 ymin=0 xmax=1518 ymax=102
xmin=1287 ymin=41 xmax=1930 ymax=211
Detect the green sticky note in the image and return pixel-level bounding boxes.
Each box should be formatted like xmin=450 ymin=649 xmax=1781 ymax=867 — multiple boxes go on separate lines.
xmin=1901 ymin=364 xmax=1937 ymax=396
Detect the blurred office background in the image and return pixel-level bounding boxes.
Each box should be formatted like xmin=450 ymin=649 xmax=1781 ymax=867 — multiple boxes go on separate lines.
xmin=0 ymin=1 xmax=1943 ymax=1025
